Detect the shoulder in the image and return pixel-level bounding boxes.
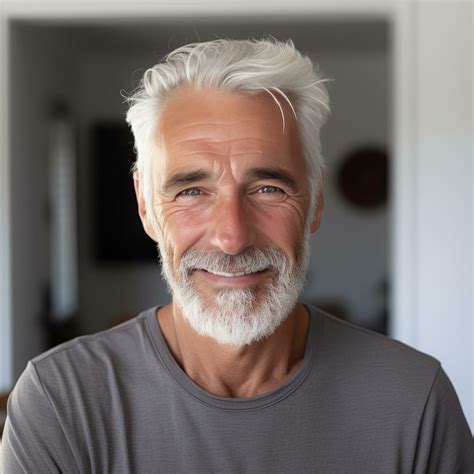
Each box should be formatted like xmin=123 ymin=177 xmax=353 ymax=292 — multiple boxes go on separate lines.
xmin=1 ymin=307 xmax=162 ymax=472
xmin=309 ymin=306 xmax=474 ymax=470
xmin=308 ymin=305 xmax=441 ymax=397
xmin=34 ymin=307 xmax=154 ymax=362
xmin=27 ymin=307 xmax=158 ymax=392
xmin=311 ymin=305 xmax=440 ymax=367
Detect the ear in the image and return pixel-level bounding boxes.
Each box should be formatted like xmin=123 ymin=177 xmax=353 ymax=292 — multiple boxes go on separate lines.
xmin=133 ymin=171 xmax=158 ymax=242
xmin=310 ymin=190 xmax=324 ymax=234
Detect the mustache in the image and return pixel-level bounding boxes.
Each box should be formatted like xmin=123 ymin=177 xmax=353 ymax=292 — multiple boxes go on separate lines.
xmin=178 ymin=247 xmax=289 ymax=275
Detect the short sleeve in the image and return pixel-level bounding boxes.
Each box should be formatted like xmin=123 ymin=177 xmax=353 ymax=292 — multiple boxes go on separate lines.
xmin=413 ymin=365 xmax=474 ymax=473
xmin=0 ymin=361 xmax=78 ymax=473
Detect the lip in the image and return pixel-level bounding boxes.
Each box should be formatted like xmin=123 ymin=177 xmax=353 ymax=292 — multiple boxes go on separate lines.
xmin=194 ymin=269 xmax=269 ymax=288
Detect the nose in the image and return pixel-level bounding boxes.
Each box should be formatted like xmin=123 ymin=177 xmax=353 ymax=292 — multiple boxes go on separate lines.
xmin=209 ymin=193 xmax=254 ymax=255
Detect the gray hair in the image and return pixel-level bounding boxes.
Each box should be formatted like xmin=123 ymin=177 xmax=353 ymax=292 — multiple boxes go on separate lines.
xmin=125 ymin=38 xmax=330 ymax=225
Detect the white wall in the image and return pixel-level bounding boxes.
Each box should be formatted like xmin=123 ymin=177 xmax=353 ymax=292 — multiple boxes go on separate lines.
xmin=412 ymin=1 xmax=473 ymax=432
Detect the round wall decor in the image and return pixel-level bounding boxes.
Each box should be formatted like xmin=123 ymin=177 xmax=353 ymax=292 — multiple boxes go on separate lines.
xmin=337 ymin=145 xmax=388 ymax=209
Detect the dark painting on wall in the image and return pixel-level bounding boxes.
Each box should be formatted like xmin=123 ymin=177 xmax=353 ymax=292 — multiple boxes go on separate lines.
xmin=93 ymin=123 xmax=157 ymax=262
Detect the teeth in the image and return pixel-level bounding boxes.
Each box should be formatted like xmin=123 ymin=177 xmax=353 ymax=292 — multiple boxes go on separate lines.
xmin=208 ymin=270 xmax=248 ymax=277
xmin=196 ymin=268 xmax=267 ymax=277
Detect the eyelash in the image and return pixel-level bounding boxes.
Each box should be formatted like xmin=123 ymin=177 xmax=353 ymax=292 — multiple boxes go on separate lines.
xmin=176 ymin=185 xmax=285 ymax=199
xmin=178 ymin=188 xmax=203 ymax=197
xmin=257 ymin=186 xmax=283 ymax=194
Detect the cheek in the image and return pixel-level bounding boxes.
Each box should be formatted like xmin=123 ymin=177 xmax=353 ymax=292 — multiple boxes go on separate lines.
xmin=254 ymin=197 xmax=308 ymax=226
xmin=159 ymin=206 xmax=211 ymax=262
xmin=249 ymin=205 xmax=306 ymax=261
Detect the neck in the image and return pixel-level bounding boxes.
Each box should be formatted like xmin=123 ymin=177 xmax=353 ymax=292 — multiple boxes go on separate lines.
xmin=156 ymin=301 xmax=309 ymax=398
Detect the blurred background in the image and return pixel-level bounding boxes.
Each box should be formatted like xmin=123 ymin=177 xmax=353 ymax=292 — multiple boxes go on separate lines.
xmin=0 ymin=0 xmax=472 ymax=434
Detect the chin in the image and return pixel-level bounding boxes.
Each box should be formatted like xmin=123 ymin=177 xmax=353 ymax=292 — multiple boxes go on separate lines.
xmin=176 ymin=285 xmax=298 ymax=346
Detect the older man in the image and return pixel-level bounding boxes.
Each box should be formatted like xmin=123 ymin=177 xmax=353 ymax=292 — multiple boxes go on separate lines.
xmin=2 ymin=39 xmax=473 ymax=473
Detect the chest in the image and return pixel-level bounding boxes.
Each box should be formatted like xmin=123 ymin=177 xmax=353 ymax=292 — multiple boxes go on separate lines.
xmin=70 ymin=389 xmax=417 ymax=473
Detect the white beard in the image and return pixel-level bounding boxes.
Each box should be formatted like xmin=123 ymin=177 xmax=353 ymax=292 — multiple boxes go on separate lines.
xmin=157 ymin=233 xmax=311 ymax=346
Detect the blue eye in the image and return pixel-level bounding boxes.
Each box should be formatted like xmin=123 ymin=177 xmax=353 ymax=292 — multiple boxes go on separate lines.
xmin=258 ymin=186 xmax=282 ymax=194
xmin=179 ymin=188 xmax=203 ymax=197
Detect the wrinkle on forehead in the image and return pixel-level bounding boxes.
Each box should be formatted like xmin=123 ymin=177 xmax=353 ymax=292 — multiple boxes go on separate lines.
xmin=152 ymin=86 xmax=305 ymax=187
xmin=169 ymin=119 xmax=260 ymax=133
xmin=168 ymin=137 xmax=279 ymax=160
xmin=170 ymin=136 xmax=277 ymax=146
xmin=156 ymin=86 xmax=297 ymax=142
xmin=159 ymin=121 xmax=289 ymax=149
xmin=161 ymin=135 xmax=288 ymax=181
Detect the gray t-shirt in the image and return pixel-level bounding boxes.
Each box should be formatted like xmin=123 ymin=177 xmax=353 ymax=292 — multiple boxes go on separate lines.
xmin=2 ymin=305 xmax=473 ymax=473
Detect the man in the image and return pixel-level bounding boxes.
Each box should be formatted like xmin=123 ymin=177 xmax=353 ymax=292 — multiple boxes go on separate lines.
xmin=1 ymin=39 xmax=473 ymax=473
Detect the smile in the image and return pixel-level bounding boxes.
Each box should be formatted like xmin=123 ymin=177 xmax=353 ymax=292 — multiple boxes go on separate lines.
xmin=204 ymin=270 xmax=256 ymax=277
xmin=194 ymin=268 xmax=269 ymax=287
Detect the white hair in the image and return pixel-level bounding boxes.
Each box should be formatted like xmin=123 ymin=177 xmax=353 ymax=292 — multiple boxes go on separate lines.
xmin=125 ymin=38 xmax=330 ymax=228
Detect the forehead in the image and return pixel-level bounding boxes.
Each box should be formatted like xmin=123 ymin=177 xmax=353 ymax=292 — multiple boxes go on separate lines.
xmin=159 ymin=86 xmax=294 ymax=134
xmin=154 ymin=86 xmax=305 ymax=177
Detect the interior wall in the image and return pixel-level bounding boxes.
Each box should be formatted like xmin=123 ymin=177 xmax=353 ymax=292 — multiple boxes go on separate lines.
xmin=303 ymin=50 xmax=389 ymax=325
xmin=8 ymin=24 xmax=77 ymax=379
xmin=413 ymin=1 xmax=473 ymax=430
xmin=76 ymin=53 xmax=169 ymax=334
xmin=0 ymin=15 xmax=12 ymax=391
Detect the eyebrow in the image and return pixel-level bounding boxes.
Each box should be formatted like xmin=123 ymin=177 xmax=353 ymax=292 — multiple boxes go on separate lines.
xmin=247 ymin=167 xmax=299 ymax=193
xmin=162 ymin=169 xmax=211 ymax=194
xmin=161 ymin=167 xmax=299 ymax=194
